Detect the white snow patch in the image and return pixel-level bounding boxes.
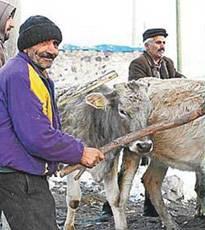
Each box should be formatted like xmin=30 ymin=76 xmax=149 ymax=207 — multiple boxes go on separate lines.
xmin=50 ymin=167 xmax=196 ymax=203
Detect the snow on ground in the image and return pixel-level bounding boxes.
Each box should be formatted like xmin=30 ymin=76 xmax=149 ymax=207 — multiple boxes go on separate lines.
xmin=0 ymin=167 xmax=197 ymax=230
xmin=49 ymin=166 xmax=196 ymax=204
xmin=129 ymin=167 xmax=196 ymax=202
xmin=49 ymin=50 xmax=141 ymax=92
xmin=49 ymin=166 xmax=196 ymax=203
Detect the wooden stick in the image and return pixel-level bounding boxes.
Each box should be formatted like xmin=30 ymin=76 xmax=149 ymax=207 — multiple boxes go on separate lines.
xmin=57 ymin=70 xmax=118 ymax=107
xmin=59 ymin=102 xmax=205 ymax=179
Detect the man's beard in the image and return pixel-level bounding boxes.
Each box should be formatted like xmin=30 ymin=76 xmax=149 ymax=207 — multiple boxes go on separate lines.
xmin=4 ymin=33 xmax=10 ymax=42
xmin=4 ymin=26 xmax=14 ymax=41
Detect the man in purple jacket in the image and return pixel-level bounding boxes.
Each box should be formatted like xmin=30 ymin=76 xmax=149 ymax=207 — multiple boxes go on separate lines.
xmin=0 ymin=15 xmax=104 ymax=230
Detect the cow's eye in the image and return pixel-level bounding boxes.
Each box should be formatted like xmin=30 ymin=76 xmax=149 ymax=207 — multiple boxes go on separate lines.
xmin=119 ymin=109 xmax=128 ymax=118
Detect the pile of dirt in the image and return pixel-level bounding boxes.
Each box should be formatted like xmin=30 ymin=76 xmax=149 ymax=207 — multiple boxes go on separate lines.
xmin=51 ymin=179 xmax=205 ymax=230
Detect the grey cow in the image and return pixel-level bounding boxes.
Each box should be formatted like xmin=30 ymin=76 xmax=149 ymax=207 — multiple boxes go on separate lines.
xmin=58 ymin=81 xmax=153 ymax=230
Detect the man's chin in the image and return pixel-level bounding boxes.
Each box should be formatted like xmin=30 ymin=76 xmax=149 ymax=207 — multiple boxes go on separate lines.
xmin=39 ymin=60 xmax=54 ymax=70
xmin=34 ymin=62 xmax=51 ymax=71
xmin=41 ymin=63 xmax=52 ymax=70
xmin=159 ymin=52 xmax=164 ymax=57
xmin=157 ymin=54 xmax=164 ymax=59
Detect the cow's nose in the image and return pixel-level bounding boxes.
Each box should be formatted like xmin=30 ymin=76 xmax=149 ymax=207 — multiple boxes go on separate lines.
xmin=136 ymin=140 xmax=153 ymax=153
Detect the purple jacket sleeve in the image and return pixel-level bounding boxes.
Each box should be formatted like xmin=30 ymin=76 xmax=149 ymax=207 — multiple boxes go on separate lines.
xmin=7 ymin=72 xmax=84 ymax=165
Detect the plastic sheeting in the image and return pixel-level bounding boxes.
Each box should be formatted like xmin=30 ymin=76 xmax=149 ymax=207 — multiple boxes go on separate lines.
xmin=62 ymin=44 xmax=143 ymax=52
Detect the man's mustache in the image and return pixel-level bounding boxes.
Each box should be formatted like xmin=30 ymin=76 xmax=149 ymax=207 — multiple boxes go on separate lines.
xmin=39 ymin=52 xmax=57 ymax=60
xmin=158 ymin=48 xmax=165 ymax=52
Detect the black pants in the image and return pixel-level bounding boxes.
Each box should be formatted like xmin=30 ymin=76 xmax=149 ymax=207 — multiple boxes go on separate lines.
xmin=0 ymin=172 xmax=58 ymax=230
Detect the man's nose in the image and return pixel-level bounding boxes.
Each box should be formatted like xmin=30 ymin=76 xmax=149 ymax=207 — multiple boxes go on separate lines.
xmin=9 ymin=18 xmax=15 ymax=28
xmin=160 ymin=44 xmax=165 ymax=50
xmin=47 ymin=42 xmax=59 ymax=55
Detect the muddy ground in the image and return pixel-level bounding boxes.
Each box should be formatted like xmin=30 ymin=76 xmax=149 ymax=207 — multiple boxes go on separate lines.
xmin=51 ymin=179 xmax=205 ymax=230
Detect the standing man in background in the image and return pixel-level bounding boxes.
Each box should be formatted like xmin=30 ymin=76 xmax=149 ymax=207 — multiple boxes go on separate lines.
xmin=129 ymin=28 xmax=185 ymax=80
xmin=129 ymin=28 xmax=185 ymax=165
xmin=0 ymin=0 xmax=16 ymax=67
xmin=101 ymin=28 xmax=185 ymax=221
xmin=128 ymin=27 xmax=185 ymax=217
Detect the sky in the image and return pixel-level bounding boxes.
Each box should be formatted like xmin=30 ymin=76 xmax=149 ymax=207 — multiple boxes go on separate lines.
xmin=21 ymin=0 xmax=175 ymax=47
xmin=20 ymin=0 xmax=205 ymax=77
xmin=21 ymin=0 xmax=133 ymax=46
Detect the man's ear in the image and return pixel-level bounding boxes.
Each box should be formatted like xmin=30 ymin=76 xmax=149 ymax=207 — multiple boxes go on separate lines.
xmin=144 ymin=42 xmax=149 ymax=49
xmin=23 ymin=48 xmax=28 ymax=53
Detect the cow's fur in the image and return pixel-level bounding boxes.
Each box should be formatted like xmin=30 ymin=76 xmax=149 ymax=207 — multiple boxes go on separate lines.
xmin=58 ymin=82 xmax=153 ymax=230
xmin=130 ymin=78 xmax=205 ymax=230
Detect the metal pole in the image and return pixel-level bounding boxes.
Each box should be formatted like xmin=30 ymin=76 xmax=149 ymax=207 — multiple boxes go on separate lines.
xmin=176 ymin=0 xmax=182 ymax=72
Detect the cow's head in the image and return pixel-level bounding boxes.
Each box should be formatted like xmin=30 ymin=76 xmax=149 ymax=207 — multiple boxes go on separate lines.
xmin=86 ymin=80 xmax=153 ymax=155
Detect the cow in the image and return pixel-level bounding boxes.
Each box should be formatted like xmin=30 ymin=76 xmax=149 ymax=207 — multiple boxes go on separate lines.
xmin=127 ymin=77 xmax=205 ymax=230
xmin=57 ymin=81 xmax=153 ymax=230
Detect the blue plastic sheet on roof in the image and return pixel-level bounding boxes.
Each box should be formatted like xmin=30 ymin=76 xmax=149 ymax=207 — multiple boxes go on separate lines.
xmin=62 ymin=44 xmax=143 ymax=52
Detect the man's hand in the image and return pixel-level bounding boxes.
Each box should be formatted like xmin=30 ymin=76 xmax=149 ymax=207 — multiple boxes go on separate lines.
xmin=80 ymin=147 xmax=104 ymax=168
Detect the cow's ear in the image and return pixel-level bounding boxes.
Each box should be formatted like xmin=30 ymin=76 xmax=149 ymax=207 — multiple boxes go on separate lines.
xmin=127 ymin=80 xmax=140 ymax=91
xmin=113 ymin=82 xmax=127 ymax=92
xmin=85 ymin=92 xmax=109 ymax=110
xmin=128 ymin=80 xmax=149 ymax=93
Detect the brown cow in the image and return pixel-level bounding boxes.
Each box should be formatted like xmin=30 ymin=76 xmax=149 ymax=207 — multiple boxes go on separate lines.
xmin=128 ymin=77 xmax=205 ymax=230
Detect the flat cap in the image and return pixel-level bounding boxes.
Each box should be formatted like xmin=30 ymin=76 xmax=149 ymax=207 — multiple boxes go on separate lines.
xmin=143 ymin=28 xmax=168 ymax=42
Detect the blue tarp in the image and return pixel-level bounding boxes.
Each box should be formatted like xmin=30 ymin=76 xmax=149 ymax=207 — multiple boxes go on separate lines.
xmin=62 ymin=44 xmax=143 ymax=52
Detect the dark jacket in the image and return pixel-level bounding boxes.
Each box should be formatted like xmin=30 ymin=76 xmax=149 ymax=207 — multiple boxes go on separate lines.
xmin=128 ymin=51 xmax=185 ymax=81
xmin=0 ymin=52 xmax=84 ymax=175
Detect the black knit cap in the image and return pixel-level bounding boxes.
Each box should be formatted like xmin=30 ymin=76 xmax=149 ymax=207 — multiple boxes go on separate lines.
xmin=143 ymin=28 xmax=168 ymax=42
xmin=17 ymin=15 xmax=62 ymax=51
